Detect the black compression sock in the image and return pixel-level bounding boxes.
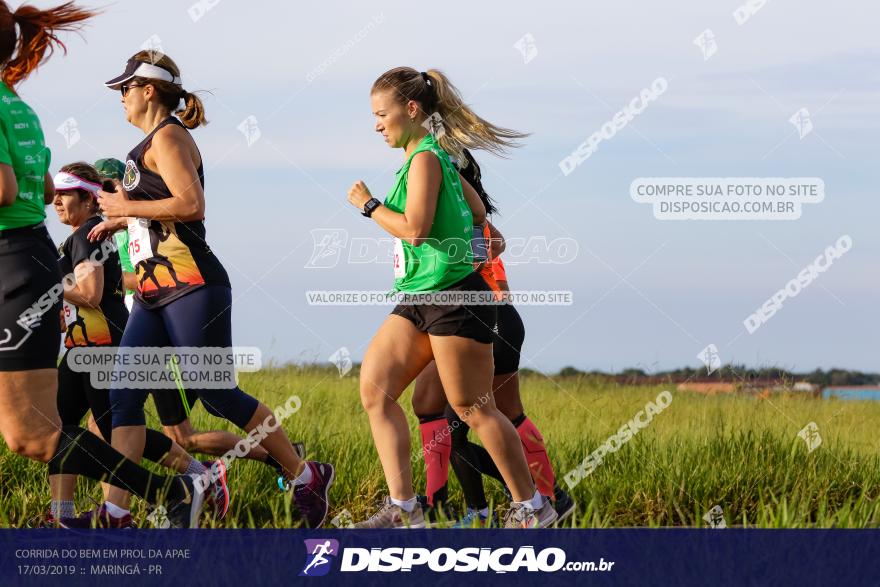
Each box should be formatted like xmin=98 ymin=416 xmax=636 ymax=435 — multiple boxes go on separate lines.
xmin=142 ymin=429 xmax=174 ymax=463
xmin=468 ymin=442 xmax=505 ymax=484
xmin=49 ymin=426 xmax=185 ymax=504
xmin=431 ymin=483 xmax=449 ymax=508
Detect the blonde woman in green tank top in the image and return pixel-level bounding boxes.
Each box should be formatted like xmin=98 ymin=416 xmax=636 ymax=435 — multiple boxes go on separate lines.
xmin=346 ymin=67 xmax=558 ymax=529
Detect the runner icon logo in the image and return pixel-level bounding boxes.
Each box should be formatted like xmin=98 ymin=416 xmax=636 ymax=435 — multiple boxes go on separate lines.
xmin=300 ymin=539 xmax=340 ymax=577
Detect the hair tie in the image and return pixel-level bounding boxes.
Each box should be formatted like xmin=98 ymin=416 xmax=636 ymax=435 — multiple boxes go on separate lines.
xmin=420 ymin=71 xmax=431 ymax=86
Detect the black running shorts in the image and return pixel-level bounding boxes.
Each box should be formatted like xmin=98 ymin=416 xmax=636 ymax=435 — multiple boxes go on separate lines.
xmin=492 ymin=303 xmax=525 ymax=375
xmin=391 ymin=271 xmax=496 ymax=344
xmin=0 ymin=224 xmax=63 ymax=371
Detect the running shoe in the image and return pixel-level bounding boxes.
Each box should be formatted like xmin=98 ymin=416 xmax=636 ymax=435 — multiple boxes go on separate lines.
xmin=451 ymin=508 xmax=495 ymax=528
xmin=502 ymin=498 xmax=558 ymax=529
xmin=30 ymin=511 xmax=70 ymax=528
xmin=288 ymin=461 xmax=335 ymax=528
xmin=355 ymin=497 xmax=426 ymax=529
xmin=33 ymin=511 xmax=57 ymax=528
xmin=415 ymin=494 xmax=457 ymax=527
xmin=63 ymin=505 xmax=135 ymax=529
xmin=202 ymin=459 xmax=230 ymax=520
xmin=553 ymin=485 xmax=576 ymax=524
xmin=166 ymin=474 xmax=205 ymax=529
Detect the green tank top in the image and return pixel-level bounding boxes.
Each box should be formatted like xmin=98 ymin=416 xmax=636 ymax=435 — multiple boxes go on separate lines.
xmin=114 ymin=230 xmax=135 ymax=295
xmin=0 ymin=83 xmax=50 ymax=230
xmin=384 ymin=134 xmax=474 ymax=292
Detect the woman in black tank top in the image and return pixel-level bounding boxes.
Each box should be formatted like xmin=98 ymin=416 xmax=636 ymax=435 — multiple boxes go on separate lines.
xmin=93 ymin=50 xmax=335 ymax=528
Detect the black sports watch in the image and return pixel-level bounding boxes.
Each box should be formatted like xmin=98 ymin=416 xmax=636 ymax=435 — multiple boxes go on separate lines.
xmin=362 ymin=197 xmax=381 ymax=218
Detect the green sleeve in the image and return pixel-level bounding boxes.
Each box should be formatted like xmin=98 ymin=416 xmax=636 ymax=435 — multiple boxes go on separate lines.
xmin=114 ymin=230 xmax=135 ymax=273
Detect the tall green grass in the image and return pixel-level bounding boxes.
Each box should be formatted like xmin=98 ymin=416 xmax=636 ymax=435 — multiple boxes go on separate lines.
xmin=1 ymin=366 xmax=877 ymax=528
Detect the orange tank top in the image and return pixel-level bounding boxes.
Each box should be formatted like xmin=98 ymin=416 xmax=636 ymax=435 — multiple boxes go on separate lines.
xmin=477 ymin=224 xmax=507 ymax=300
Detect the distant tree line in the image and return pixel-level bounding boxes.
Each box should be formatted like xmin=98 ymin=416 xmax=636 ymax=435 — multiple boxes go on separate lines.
xmin=519 ymin=366 xmax=879 ymax=387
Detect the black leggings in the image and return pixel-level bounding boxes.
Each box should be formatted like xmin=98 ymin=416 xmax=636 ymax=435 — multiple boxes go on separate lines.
xmin=110 ymin=285 xmax=259 ymax=429
xmin=58 ymin=350 xmax=172 ymax=462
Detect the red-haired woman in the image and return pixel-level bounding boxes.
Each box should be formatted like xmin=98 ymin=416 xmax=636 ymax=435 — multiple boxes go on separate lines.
xmin=0 ymin=2 xmax=211 ymax=528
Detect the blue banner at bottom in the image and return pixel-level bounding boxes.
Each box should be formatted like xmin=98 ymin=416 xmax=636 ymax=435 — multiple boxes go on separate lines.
xmin=1 ymin=529 xmax=877 ymax=586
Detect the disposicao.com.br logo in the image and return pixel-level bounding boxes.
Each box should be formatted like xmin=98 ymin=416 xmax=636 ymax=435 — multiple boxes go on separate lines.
xmin=300 ymin=540 xmax=614 ymax=575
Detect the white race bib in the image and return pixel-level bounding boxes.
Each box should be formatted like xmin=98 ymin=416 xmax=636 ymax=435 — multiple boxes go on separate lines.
xmin=127 ymin=218 xmax=154 ymax=266
xmin=62 ymin=301 xmax=77 ymax=327
xmin=392 ymin=237 xmax=406 ymax=279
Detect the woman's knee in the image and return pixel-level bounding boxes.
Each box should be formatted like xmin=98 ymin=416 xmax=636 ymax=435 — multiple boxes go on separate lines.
xmin=411 ymin=387 xmax=446 ymax=418
xmin=200 ymin=388 xmax=259 ymax=429
xmin=360 ymin=378 xmax=397 ymax=413
xmin=4 ymin=428 xmax=60 ymax=462
xmin=494 ymin=392 xmax=523 ymax=422
xmin=448 ymin=400 xmax=495 ymax=430
xmin=110 ymin=389 xmax=149 ymax=428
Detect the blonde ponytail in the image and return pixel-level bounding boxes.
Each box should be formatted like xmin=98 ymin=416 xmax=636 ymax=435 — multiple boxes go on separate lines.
xmin=371 ymin=66 xmax=527 ymax=164
xmin=423 ymin=69 xmax=527 ymax=163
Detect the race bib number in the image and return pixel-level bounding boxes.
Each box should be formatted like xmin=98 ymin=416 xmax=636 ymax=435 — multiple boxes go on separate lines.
xmin=393 ymin=237 xmax=406 ymax=279
xmin=127 ymin=218 xmax=154 ymax=266
xmin=62 ymin=301 xmax=77 ymax=327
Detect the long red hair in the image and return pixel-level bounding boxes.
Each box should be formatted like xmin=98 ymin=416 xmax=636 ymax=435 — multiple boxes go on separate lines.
xmin=0 ymin=1 xmax=97 ymax=88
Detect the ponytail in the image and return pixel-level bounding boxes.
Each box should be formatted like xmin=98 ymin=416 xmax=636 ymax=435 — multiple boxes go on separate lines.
xmin=0 ymin=2 xmax=96 ymax=88
xmin=423 ymin=69 xmax=527 ymax=163
xmin=371 ymin=66 xmax=528 ymax=164
xmin=458 ymin=149 xmax=498 ymax=215
xmin=176 ymin=90 xmax=207 ymax=129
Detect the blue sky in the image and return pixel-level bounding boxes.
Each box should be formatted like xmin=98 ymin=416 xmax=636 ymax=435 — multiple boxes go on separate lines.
xmin=30 ymin=0 xmax=878 ymax=373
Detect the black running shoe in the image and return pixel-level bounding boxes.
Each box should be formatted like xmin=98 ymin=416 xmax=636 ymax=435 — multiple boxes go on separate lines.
xmin=553 ymin=485 xmax=576 ymax=524
xmin=167 ymin=475 xmax=205 ymax=529
xmin=416 ymin=494 xmax=457 ymax=526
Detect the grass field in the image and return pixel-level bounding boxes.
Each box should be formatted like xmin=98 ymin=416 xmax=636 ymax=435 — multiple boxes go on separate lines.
xmin=1 ymin=366 xmax=879 ymax=528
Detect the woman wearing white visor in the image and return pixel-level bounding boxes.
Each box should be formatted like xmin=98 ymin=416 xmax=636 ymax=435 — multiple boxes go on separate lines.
xmin=90 ymin=51 xmax=334 ymax=528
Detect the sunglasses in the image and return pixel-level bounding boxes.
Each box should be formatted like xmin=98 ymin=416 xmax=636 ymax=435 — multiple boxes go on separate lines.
xmin=120 ymin=83 xmax=144 ymax=97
